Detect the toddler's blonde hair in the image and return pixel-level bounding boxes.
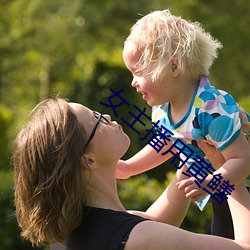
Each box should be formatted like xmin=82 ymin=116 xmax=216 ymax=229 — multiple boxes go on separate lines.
xmin=125 ymin=9 xmax=222 ymax=81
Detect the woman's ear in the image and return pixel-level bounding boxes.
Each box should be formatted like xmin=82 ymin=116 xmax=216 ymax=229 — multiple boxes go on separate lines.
xmin=82 ymin=155 xmax=97 ymax=169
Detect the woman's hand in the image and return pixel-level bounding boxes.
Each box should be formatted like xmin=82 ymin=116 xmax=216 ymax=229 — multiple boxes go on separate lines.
xmin=239 ymin=107 xmax=250 ymax=141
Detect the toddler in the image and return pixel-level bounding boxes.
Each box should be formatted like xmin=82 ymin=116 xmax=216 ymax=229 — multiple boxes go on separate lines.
xmin=118 ymin=9 xmax=250 ymax=238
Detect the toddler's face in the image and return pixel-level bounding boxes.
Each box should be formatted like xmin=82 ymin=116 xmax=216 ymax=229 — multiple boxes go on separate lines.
xmin=123 ymin=43 xmax=173 ymax=106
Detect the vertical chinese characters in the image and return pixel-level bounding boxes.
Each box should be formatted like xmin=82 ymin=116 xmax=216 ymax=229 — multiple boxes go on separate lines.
xmin=100 ymin=89 xmax=235 ymax=204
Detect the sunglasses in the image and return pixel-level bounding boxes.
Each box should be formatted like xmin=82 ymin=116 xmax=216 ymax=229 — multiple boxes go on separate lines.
xmin=84 ymin=111 xmax=110 ymax=151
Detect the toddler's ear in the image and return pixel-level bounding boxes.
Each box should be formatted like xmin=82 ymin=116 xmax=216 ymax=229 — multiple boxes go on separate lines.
xmin=171 ymin=57 xmax=180 ymax=76
xmin=171 ymin=62 xmax=178 ymax=72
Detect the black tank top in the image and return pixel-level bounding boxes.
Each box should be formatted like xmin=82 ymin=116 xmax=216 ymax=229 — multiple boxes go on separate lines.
xmin=66 ymin=206 xmax=148 ymax=250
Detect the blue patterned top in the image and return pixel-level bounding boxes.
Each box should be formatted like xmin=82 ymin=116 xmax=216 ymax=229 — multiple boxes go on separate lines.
xmin=152 ymin=75 xmax=242 ymax=168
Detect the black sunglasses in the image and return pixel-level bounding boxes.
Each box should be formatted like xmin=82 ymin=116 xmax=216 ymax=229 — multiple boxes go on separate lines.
xmin=84 ymin=111 xmax=110 ymax=151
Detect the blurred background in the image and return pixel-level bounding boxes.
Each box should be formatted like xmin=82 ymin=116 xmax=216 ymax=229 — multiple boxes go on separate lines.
xmin=0 ymin=0 xmax=249 ymax=249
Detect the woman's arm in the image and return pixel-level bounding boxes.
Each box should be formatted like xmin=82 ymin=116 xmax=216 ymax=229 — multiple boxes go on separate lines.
xmin=228 ymin=184 xmax=250 ymax=243
xmin=125 ymin=184 xmax=250 ymax=250
xmin=204 ymin=108 xmax=250 ymax=178
xmin=213 ymin=131 xmax=250 ymax=186
xmin=197 ymin=140 xmax=225 ymax=169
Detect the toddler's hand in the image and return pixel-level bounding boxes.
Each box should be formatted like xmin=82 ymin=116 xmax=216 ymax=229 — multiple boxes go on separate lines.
xmin=177 ymin=177 xmax=209 ymax=202
xmin=116 ymin=160 xmax=131 ymax=179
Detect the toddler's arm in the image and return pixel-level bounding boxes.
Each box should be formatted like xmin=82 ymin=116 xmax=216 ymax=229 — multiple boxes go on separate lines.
xmin=128 ymin=166 xmax=190 ymax=226
xmin=145 ymin=166 xmax=190 ymax=227
xmin=116 ymin=140 xmax=176 ymax=179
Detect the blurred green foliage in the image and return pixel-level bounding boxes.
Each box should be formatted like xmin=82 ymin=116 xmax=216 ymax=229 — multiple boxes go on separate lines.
xmin=0 ymin=0 xmax=248 ymax=248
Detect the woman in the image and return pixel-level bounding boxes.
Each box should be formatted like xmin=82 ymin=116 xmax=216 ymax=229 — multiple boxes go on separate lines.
xmin=13 ymin=98 xmax=250 ymax=249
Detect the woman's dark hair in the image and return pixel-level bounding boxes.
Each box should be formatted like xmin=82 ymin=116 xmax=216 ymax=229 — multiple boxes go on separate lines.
xmin=13 ymin=98 xmax=88 ymax=246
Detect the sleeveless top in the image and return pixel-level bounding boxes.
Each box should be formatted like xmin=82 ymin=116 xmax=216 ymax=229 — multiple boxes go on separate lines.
xmin=66 ymin=206 xmax=148 ymax=250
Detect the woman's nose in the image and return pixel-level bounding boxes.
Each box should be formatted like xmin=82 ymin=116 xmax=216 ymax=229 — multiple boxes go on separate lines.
xmin=103 ymin=114 xmax=112 ymax=122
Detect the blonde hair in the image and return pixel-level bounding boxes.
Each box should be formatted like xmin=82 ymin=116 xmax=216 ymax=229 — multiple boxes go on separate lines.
xmin=13 ymin=98 xmax=88 ymax=246
xmin=125 ymin=9 xmax=222 ymax=81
